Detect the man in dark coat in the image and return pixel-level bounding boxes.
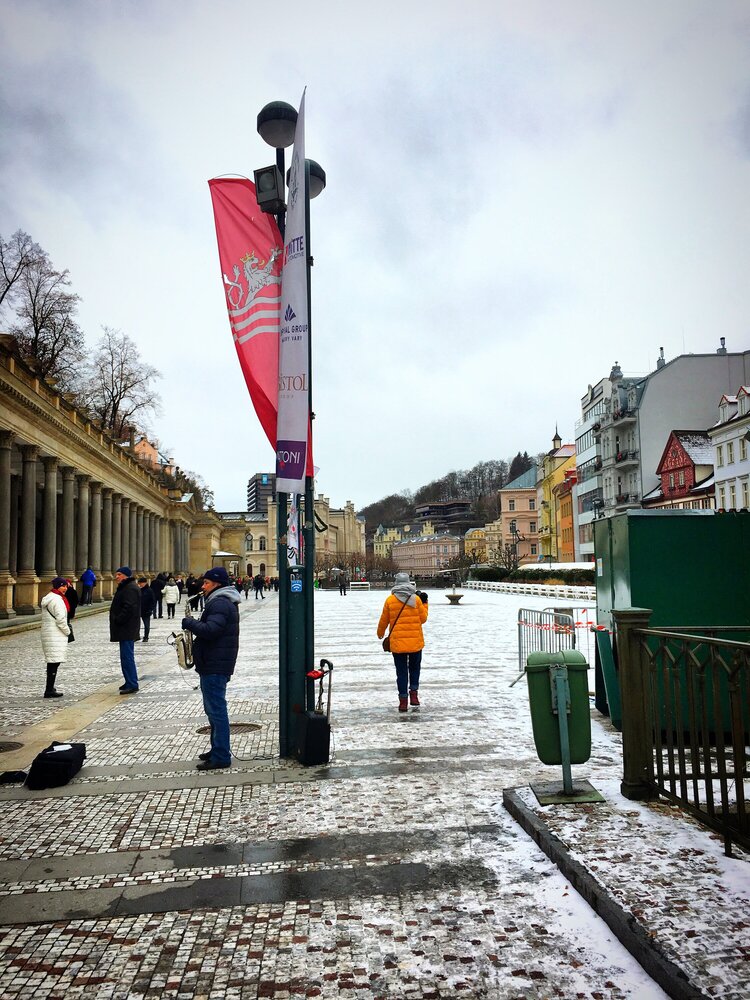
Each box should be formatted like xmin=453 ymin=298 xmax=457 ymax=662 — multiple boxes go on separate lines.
xmin=138 ymin=577 xmax=156 ymax=642
xmin=150 ymin=572 xmax=166 ymax=618
xmin=181 ymin=566 xmax=241 ymax=770
xmin=110 ymin=567 xmax=141 ymax=693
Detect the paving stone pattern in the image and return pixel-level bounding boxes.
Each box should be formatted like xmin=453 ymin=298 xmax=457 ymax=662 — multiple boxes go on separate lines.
xmin=0 ymin=588 xmax=737 ymax=998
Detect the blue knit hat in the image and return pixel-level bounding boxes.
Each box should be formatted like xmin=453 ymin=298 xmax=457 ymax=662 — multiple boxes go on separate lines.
xmin=116 ymin=566 xmax=132 ymax=577
xmin=204 ymin=567 xmax=229 ymax=586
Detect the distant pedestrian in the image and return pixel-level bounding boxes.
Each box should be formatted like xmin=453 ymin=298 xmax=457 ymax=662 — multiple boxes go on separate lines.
xmin=110 ymin=567 xmax=141 ymax=694
xmin=138 ymin=577 xmax=155 ymax=642
xmin=243 ymin=576 xmax=252 ymax=600
xmin=164 ymin=577 xmax=180 ymax=619
xmin=80 ymin=566 xmax=96 ymax=605
xmin=63 ymin=579 xmax=79 ymax=626
xmin=339 ymin=572 xmax=348 ymax=596
xmin=253 ymin=573 xmax=265 ymax=600
xmin=181 ymin=567 xmax=241 ymax=770
xmin=377 ymin=572 xmax=428 ymax=712
xmin=40 ymin=577 xmax=71 ymax=698
xmin=175 ymin=576 xmax=185 ymax=603
xmin=151 ymin=573 xmax=166 ymax=618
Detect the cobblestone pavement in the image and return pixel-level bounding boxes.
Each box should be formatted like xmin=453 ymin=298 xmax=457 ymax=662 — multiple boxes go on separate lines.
xmin=0 ymin=589 xmax=746 ymax=998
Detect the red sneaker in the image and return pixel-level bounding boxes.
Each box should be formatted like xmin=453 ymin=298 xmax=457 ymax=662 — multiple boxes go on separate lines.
xmin=398 ymin=697 xmax=408 ymax=712
xmin=409 ymin=691 xmax=420 ymax=706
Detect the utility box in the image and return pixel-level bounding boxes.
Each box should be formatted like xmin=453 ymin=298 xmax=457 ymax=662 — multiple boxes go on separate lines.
xmin=526 ymin=650 xmax=591 ymax=765
xmin=593 ymin=510 xmax=750 ymax=726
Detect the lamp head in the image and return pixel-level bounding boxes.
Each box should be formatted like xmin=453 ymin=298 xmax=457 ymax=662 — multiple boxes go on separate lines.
xmin=257 ymin=101 xmax=298 ymax=149
xmin=286 ymin=159 xmax=327 ymax=199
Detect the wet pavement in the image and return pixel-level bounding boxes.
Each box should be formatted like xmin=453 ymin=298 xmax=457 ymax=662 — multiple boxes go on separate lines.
xmin=0 ymin=588 xmax=746 ymax=998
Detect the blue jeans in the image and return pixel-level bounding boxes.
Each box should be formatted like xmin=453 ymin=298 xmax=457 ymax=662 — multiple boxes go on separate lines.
xmin=119 ymin=641 xmax=138 ymax=689
xmin=392 ymin=651 xmax=422 ymax=698
xmin=200 ymin=674 xmax=231 ymax=765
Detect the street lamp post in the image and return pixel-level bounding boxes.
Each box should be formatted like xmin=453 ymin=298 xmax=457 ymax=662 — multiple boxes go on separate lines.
xmin=256 ymin=100 xmax=326 ymax=757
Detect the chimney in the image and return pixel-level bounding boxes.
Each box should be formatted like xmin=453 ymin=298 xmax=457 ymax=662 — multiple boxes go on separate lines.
xmin=717 ymin=337 xmax=727 ymax=355
xmin=656 ymin=346 xmax=665 ymax=369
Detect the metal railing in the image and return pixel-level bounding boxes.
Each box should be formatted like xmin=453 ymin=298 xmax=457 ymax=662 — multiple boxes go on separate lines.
xmin=516 ymin=605 xmax=597 ymax=676
xmin=615 ymin=609 xmax=750 ymax=855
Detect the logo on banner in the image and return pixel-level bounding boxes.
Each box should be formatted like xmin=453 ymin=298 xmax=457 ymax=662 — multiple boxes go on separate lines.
xmin=289 ymin=151 xmax=300 ymax=211
xmin=277 ymin=439 xmax=306 ymax=479
xmin=284 ymin=304 xmax=296 ymax=322
xmin=222 ymin=247 xmax=281 ymax=310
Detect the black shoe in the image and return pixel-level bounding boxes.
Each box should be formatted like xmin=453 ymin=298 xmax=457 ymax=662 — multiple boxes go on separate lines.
xmin=43 ymin=690 xmax=63 ymax=699
xmin=119 ymin=686 xmax=139 ymax=695
xmin=196 ymin=759 xmax=230 ymax=770
xmin=142 ymin=637 xmax=149 ymax=643
xmin=198 ymin=751 xmax=212 ymax=761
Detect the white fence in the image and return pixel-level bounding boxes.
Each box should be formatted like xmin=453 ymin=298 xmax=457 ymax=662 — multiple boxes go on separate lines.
xmin=467 ymin=580 xmax=595 ymax=602
xmin=349 ymin=581 xmax=371 ymax=591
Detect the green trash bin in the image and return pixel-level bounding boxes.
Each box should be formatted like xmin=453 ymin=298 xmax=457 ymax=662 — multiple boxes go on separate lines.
xmin=526 ymin=650 xmax=591 ymax=766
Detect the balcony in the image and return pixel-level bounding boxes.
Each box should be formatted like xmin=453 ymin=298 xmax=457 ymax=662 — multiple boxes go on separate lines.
xmin=615 ymin=492 xmax=641 ymax=508
xmin=613 ymin=408 xmax=636 ymax=424
xmin=614 ymin=449 xmax=639 ymax=467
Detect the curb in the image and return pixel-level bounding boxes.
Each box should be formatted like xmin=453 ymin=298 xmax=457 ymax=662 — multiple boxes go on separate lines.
xmin=502 ymin=787 xmax=708 ymax=1000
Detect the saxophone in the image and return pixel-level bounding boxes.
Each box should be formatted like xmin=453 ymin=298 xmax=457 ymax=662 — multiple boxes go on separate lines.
xmin=167 ymin=596 xmax=196 ymax=669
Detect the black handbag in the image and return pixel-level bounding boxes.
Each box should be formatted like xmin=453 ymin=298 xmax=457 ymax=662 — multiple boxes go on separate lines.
xmin=67 ymin=622 xmax=75 ymax=643
xmin=25 ymin=741 xmax=86 ymax=790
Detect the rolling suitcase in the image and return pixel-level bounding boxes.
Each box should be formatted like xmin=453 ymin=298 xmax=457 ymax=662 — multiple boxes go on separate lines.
xmin=296 ymin=659 xmax=333 ymax=766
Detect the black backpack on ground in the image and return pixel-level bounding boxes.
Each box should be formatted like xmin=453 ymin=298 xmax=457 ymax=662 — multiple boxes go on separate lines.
xmin=25 ymin=741 xmax=86 ymax=790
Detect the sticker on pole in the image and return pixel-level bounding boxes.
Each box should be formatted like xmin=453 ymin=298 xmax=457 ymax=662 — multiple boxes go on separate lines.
xmin=290 ymin=578 xmax=303 ymax=593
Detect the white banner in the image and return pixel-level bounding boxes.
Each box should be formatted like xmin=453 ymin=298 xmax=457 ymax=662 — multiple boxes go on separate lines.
xmin=276 ymin=90 xmax=309 ymax=493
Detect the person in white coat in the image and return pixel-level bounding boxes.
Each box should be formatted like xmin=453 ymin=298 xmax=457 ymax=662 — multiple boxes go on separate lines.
xmin=40 ymin=577 xmax=72 ymax=698
xmin=164 ymin=577 xmax=180 ymax=619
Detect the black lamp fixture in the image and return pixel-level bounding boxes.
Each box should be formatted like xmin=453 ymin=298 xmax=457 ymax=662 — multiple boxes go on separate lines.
xmin=286 ymin=159 xmax=327 ymax=200
xmin=253 ymin=165 xmax=286 ymax=214
xmin=257 ymin=101 xmax=298 ymax=149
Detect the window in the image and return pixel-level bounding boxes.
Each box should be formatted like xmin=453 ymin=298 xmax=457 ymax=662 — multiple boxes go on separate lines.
xmin=678 ymin=470 xmax=684 ymax=487
xmin=669 ymin=473 xmax=675 ymax=488
xmin=741 ymin=438 xmax=748 ymax=461
xmin=259 ymin=537 xmax=266 ymax=551
xmin=718 ymin=487 xmax=725 ymax=508
xmin=730 ymin=485 xmax=737 ymax=509
xmin=743 ymin=481 xmax=749 ymax=508
xmin=529 ymin=499 xmax=535 ymax=510
xmin=530 ymin=544 xmax=537 ymax=556
xmin=717 ymin=444 xmax=724 ymax=467
xmin=508 ymin=499 xmax=515 ymax=511
xmin=727 ymin=441 xmax=735 ymax=464
xmin=529 ymin=521 xmax=536 ymax=533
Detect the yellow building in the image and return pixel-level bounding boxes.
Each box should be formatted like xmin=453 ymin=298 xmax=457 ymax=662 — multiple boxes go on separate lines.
xmin=464 ymin=527 xmax=487 ymax=564
xmin=538 ymin=431 xmax=576 ymax=562
xmin=373 ymin=520 xmax=434 ymax=559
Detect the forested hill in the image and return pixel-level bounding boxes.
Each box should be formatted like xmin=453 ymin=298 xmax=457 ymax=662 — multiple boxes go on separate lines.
xmin=359 ymin=452 xmax=534 ymax=530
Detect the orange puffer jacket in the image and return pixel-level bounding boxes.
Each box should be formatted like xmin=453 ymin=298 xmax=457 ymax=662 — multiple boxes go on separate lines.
xmin=377 ymin=595 xmax=428 ymax=653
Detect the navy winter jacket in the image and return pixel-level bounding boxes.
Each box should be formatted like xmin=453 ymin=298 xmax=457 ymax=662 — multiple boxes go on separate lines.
xmin=183 ymin=586 xmax=240 ymax=677
xmin=109 ymin=578 xmax=142 ymax=642
xmin=139 ymin=585 xmax=156 ymax=617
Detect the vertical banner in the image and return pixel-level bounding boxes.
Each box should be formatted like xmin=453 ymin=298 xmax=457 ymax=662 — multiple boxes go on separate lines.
xmin=208 ymin=178 xmax=282 ymax=450
xmin=276 ymin=90 xmax=309 ymax=493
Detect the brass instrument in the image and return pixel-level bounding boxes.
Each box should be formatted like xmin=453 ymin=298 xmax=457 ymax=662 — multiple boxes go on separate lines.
xmin=167 ymin=597 xmax=196 ymax=669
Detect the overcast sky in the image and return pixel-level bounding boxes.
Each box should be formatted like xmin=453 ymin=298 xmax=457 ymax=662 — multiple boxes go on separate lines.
xmin=1 ymin=1 xmax=749 ymax=511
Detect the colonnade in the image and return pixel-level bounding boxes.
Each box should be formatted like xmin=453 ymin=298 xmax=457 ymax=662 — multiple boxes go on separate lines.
xmin=0 ymin=430 xmax=193 ymax=618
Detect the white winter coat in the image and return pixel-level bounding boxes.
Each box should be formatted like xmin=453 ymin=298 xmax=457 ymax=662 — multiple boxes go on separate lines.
xmin=40 ymin=592 xmax=71 ymax=663
xmin=164 ymin=583 xmax=180 ymax=604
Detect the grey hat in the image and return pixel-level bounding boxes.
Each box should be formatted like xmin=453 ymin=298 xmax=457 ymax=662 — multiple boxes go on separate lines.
xmin=394 ymin=572 xmax=411 ymax=586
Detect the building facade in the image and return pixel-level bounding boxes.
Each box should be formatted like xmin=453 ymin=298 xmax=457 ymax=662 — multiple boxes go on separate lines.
xmin=537 ymin=433 xmax=576 ymax=563
xmin=553 ymin=470 xmax=577 ymax=562
xmin=709 ymin=386 xmax=750 ymax=511
xmin=487 ymin=465 xmax=539 ymax=566
xmin=573 ymin=377 xmax=611 ymax=561
xmin=391 ymin=533 xmax=461 ymax=575
xmin=246 ymin=473 xmax=276 ymax=513
xmin=642 ymin=431 xmax=714 ymax=510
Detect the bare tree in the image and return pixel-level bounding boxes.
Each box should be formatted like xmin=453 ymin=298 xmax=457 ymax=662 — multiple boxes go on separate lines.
xmin=0 ymin=230 xmax=44 ymax=314
xmin=11 ymin=249 xmax=85 ymax=390
xmin=82 ymin=326 xmax=162 ymax=437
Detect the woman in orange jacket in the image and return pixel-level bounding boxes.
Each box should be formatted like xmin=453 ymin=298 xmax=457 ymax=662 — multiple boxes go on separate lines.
xmin=377 ymin=572 xmax=428 ymax=712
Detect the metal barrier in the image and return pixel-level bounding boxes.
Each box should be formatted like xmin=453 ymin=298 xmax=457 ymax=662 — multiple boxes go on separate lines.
xmin=517 ymin=605 xmax=597 ymax=676
xmin=616 ymin=610 xmax=750 ymax=855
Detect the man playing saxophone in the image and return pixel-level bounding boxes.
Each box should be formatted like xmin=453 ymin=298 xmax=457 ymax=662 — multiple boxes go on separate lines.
xmin=180 ymin=566 xmax=241 ymax=770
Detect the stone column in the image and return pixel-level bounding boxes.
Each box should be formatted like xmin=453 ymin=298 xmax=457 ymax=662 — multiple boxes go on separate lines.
xmin=60 ymin=466 xmax=76 ymax=579
xmin=136 ymin=505 xmax=145 ymax=576
xmin=150 ymin=514 xmax=156 ymax=574
xmin=121 ymin=500 xmax=131 ymax=569
xmin=101 ymin=488 xmax=114 ymax=599
xmin=75 ymin=474 xmax=91 ymax=578
xmin=112 ymin=494 xmax=122 ymax=572
xmin=155 ymin=517 xmax=162 ymax=573
xmin=129 ymin=503 xmax=138 ymax=573
xmin=0 ymin=431 xmax=16 ymax=618
xmin=89 ymin=481 xmax=103 ymax=601
xmin=40 ymin=456 xmax=59 ymax=583
xmin=15 ymin=444 xmax=40 ymax=615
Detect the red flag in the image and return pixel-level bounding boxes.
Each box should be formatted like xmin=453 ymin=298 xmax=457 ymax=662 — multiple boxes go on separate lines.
xmin=208 ymin=178 xmax=282 ymax=450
